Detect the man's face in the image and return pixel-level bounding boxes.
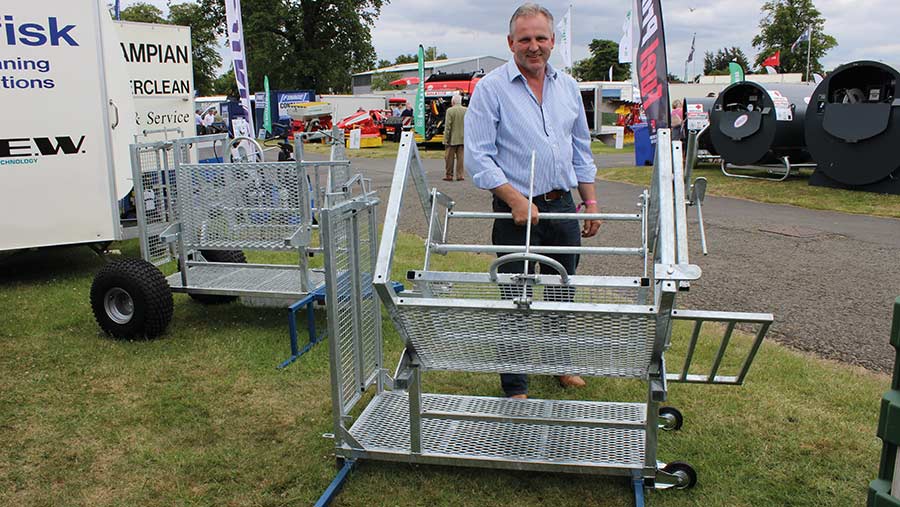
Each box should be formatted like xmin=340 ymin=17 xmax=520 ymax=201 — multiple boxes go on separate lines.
xmin=507 ymin=13 xmax=554 ymax=77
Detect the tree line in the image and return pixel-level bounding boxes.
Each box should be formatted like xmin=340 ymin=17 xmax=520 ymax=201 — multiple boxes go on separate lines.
xmin=573 ymin=0 xmax=835 ymax=82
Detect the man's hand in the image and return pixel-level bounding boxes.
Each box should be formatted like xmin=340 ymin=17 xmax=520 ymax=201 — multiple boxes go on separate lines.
xmin=511 ymin=197 xmax=539 ymax=226
xmin=581 ymin=202 xmax=601 ymax=237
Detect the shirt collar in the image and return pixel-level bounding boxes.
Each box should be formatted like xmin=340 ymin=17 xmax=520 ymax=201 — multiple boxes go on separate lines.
xmin=506 ymin=59 xmax=558 ymax=82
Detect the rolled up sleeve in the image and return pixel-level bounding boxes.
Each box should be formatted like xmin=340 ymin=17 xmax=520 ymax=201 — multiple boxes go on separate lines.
xmin=570 ymin=80 xmax=598 ymax=183
xmin=465 ymin=81 xmax=509 ymax=190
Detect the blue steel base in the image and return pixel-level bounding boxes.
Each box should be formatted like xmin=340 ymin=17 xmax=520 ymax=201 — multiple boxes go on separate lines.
xmin=278 ymin=281 xmax=404 ymax=369
xmin=314 ymin=459 xmax=355 ymax=507
xmin=633 ymin=473 xmax=646 ymax=507
xmin=277 ymin=286 xmax=328 ymax=369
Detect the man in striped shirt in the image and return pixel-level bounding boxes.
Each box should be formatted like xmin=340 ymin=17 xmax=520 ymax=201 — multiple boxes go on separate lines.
xmin=464 ymin=3 xmax=601 ymax=400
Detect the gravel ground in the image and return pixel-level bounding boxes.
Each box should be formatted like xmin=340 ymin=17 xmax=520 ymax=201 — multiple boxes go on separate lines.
xmin=298 ymin=146 xmax=900 ymax=373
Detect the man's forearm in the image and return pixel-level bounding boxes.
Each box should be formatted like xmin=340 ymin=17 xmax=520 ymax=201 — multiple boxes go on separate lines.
xmin=576 ymin=182 xmax=598 ymax=204
xmin=491 ymin=183 xmax=528 ymax=208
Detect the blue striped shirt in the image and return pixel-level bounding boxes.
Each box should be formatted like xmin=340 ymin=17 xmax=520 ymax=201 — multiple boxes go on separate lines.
xmin=464 ymin=60 xmax=597 ymax=196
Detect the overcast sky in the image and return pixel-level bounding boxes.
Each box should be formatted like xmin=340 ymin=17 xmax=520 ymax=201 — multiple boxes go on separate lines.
xmin=134 ymin=0 xmax=900 ymax=77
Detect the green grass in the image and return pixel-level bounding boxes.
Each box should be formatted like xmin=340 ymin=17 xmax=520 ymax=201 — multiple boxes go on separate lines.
xmin=278 ymin=140 xmax=633 ymax=160
xmin=599 ymin=163 xmax=900 ymax=219
xmin=0 ymin=236 xmax=889 ymax=506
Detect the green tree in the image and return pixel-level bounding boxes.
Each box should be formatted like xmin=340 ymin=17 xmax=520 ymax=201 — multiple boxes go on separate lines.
xmin=238 ymin=0 xmax=387 ymax=93
xmin=703 ymin=47 xmax=751 ymax=75
xmin=751 ymin=0 xmax=837 ymax=78
xmin=371 ymin=72 xmax=403 ymax=91
xmin=119 ymin=3 xmax=166 ymax=23
xmin=392 ymin=47 xmax=447 ymax=65
xmin=212 ymin=69 xmax=238 ymax=96
xmin=572 ymin=39 xmax=630 ymax=81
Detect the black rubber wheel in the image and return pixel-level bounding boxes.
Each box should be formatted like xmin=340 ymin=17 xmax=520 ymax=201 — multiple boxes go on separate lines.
xmin=90 ymin=257 xmax=173 ymax=339
xmin=658 ymin=406 xmax=684 ymax=431
xmin=662 ymin=461 xmax=697 ymax=490
xmin=187 ymin=250 xmax=247 ymax=304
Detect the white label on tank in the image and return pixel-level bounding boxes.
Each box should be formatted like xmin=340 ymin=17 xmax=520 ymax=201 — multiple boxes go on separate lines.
xmin=768 ymin=90 xmax=793 ymax=122
xmin=803 ymin=96 xmax=811 ymax=105
xmin=734 ymin=114 xmax=749 ymax=129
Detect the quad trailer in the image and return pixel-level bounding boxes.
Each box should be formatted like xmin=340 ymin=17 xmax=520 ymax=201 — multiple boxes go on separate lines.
xmin=315 ymin=130 xmax=773 ymax=506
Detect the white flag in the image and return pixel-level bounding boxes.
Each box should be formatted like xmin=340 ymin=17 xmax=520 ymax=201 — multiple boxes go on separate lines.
xmin=618 ymin=9 xmax=632 ymax=64
xmin=225 ymin=0 xmax=255 ymax=136
xmin=556 ymin=5 xmax=572 ymax=70
xmin=608 ymin=65 xmax=613 ymax=81
xmin=765 ymin=66 xmax=777 ymax=75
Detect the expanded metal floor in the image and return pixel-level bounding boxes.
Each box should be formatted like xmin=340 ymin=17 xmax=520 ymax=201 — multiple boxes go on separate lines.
xmin=347 ymin=391 xmax=647 ymax=470
xmin=167 ymin=264 xmax=325 ymax=298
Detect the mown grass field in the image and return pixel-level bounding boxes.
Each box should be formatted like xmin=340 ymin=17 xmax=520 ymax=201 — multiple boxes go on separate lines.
xmin=0 ymin=233 xmax=889 ymax=507
xmin=599 ymin=163 xmax=900 ymax=219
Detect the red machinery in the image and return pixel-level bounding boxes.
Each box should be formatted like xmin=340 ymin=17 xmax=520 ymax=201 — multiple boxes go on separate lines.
xmin=283 ymin=102 xmax=334 ymax=140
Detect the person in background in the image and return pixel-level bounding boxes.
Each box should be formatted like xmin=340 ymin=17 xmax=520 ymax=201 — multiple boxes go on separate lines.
xmin=203 ymin=109 xmax=215 ymax=132
xmin=671 ymin=99 xmax=683 ymax=141
xmin=400 ymin=103 xmax=413 ymax=119
xmin=195 ymin=109 xmax=204 ymax=135
xmin=464 ymin=2 xmax=601 ymax=399
xmin=442 ymin=94 xmax=467 ymax=181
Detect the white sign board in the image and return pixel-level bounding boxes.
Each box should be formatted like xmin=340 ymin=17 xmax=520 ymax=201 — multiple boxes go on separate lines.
xmin=767 ymin=90 xmax=793 ymax=122
xmin=348 ymin=129 xmax=362 ymax=150
xmin=1 ymin=0 xmax=127 ymax=251
xmin=114 ymin=21 xmax=194 ymax=141
xmin=685 ymin=103 xmax=709 ymax=131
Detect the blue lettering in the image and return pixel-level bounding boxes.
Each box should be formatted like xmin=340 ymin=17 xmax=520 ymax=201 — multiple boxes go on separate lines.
xmin=0 ymin=16 xmax=77 ymax=47
xmin=48 ymin=17 xmax=77 ymax=46
xmin=18 ymin=23 xmax=47 ymax=46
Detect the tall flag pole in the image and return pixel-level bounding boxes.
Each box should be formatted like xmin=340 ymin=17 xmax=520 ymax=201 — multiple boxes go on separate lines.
xmin=114 ymin=0 xmax=121 ymax=20
xmin=225 ymin=0 xmax=255 ymax=136
xmin=414 ymin=45 xmax=425 ymax=138
xmin=805 ymin=26 xmax=812 ymax=82
xmin=556 ymin=5 xmax=572 ymax=72
xmin=634 ymin=0 xmax=670 ymax=140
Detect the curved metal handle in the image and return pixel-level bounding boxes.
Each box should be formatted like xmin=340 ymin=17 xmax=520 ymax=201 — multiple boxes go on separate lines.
xmin=488 ymin=252 xmax=570 ymax=284
xmin=230 ymin=136 xmax=264 ymax=163
xmin=108 ymin=99 xmax=119 ymax=129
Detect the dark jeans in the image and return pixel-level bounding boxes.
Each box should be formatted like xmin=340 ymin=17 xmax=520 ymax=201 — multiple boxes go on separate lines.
xmin=492 ymin=192 xmax=580 ymax=396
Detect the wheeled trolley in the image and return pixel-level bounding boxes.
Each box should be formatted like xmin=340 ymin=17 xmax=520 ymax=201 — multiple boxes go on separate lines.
xmin=318 ymin=130 xmax=773 ymax=505
xmin=89 ymin=132 xmax=373 ymax=340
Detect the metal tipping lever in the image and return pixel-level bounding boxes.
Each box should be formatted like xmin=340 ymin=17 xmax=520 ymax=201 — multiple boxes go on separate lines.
xmin=688 ymin=177 xmax=708 ymax=255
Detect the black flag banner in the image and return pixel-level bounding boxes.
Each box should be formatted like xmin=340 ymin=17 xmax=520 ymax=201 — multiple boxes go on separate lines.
xmin=635 ymin=0 xmax=670 ymax=141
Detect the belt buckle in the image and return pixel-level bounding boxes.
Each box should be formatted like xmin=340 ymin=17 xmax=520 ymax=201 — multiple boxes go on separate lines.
xmin=543 ymin=190 xmax=560 ymax=201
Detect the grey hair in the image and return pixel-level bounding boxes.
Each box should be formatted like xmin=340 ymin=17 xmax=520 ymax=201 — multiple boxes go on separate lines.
xmin=509 ymin=3 xmax=554 ymax=36
xmin=451 ymin=94 xmax=462 ymax=106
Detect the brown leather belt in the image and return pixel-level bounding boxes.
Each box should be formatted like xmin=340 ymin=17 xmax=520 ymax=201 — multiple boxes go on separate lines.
xmin=533 ymin=189 xmax=568 ymax=201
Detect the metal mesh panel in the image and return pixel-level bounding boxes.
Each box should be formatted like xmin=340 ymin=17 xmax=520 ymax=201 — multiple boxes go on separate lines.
xmin=358 ymin=207 xmax=380 ymax=383
xmin=176 ymin=162 xmax=307 ymax=251
xmin=417 ymin=281 xmax=642 ymax=304
xmin=328 ymin=216 xmax=358 ymax=410
xmin=132 ymin=143 xmax=185 ymax=265
xmin=350 ymin=392 xmax=646 ymax=468
xmin=394 ymin=305 xmax=655 ymax=378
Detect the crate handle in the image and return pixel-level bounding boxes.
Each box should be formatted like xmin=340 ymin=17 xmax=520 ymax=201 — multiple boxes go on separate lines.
xmin=488 ymin=253 xmax=570 ymax=284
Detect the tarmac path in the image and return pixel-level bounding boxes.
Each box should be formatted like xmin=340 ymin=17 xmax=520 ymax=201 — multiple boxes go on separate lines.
xmin=297 ymin=146 xmax=900 ymax=373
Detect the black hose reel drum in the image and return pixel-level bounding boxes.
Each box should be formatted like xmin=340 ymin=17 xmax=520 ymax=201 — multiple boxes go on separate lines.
xmin=710 ymin=82 xmax=815 ymax=166
xmin=805 ymin=60 xmax=900 ymax=194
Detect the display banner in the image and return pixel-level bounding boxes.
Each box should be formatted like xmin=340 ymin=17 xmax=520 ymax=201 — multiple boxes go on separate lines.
xmin=635 ymin=0 xmax=670 ymax=140
xmin=225 ymin=0 xmax=255 ymax=135
xmin=729 ymin=62 xmax=744 ymax=84
xmin=618 ymin=9 xmax=632 ymax=64
xmin=415 ymin=45 xmax=425 ymax=137
xmin=555 ymin=5 xmax=572 ymax=71
xmin=263 ymin=75 xmax=272 ymax=134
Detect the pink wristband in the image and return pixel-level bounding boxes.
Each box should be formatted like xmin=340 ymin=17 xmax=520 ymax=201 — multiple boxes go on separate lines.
xmin=577 ymin=200 xmax=597 ymax=212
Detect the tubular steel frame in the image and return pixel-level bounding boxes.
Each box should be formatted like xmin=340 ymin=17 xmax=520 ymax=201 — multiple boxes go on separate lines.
xmin=320 ymin=131 xmax=774 ymax=505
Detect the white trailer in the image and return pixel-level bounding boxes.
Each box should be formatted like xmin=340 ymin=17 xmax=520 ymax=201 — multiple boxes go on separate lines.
xmin=319 ymin=94 xmax=387 ymax=123
xmin=0 ymin=1 xmax=193 ymax=254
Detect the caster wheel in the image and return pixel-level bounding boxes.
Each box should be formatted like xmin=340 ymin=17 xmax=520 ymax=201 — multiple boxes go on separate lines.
xmin=663 ymin=461 xmax=697 ymax=490
xmin=658 ymin=406 xmax=684 ymax=431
